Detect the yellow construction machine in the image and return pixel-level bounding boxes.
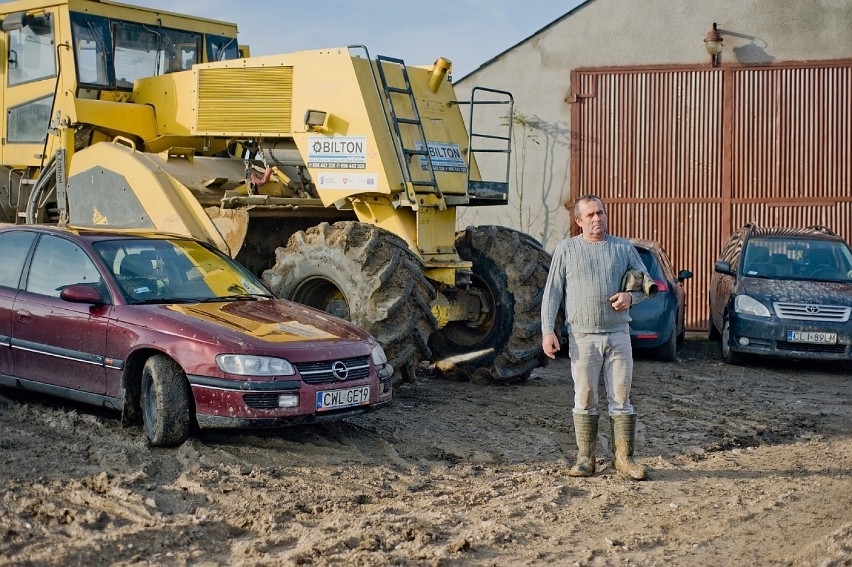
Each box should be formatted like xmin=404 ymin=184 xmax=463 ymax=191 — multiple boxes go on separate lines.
xmin=0 ymin=0 xmax=550 ymax=381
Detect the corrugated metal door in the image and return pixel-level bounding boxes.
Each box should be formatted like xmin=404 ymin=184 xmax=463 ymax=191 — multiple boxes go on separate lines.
xmin=570 ymin=61 xmax=852 ymax=331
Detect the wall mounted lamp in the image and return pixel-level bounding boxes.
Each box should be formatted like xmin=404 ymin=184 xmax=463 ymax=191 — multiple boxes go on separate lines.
xmin=704 ymin=22 xmax=723 ymax=67
xmin=304 ymin=109 xmax=328 ymax=132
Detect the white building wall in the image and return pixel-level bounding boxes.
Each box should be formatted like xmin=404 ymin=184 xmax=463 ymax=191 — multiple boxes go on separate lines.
xmin=454 ymin=0 xmax=852 ymax=251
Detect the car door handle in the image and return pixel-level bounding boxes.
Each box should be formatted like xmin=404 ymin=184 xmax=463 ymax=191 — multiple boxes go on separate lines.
xmin=15 ymin=309 xmax=32 ymax=322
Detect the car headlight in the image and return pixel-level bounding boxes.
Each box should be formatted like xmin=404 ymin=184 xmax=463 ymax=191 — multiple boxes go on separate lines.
xmin=216 ymin=354 xmax=295 ymax=376
xmin=370 ymin=344 xmax=388 ymax=366
xmin=734 ymin=294 xmax=771 ymax=317
xmin=370 ymin=344 xmax=394 ymax=379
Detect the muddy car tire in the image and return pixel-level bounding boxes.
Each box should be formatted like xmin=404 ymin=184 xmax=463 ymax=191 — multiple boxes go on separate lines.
xmin=721 ymin=315 xmax=745 ymax=365
xmin=263 ymin=222 xmax=437 ymax=382
xmin=142 ymin=355 xmax=191 ymax=447
xmin=429 ymin=225 xmax=549 ymax=382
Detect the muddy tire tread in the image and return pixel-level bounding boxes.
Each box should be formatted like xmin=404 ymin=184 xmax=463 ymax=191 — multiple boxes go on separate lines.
xmin=263 ymin=221 xmax=436 ymax=382
xmin=432 ymin=225 xmax=549 ymax=381
xmin=141 ymin=354 xmax=191 ymax=447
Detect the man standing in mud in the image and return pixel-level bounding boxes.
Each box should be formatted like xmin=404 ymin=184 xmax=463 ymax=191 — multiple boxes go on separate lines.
xmin=540 ymin=194 xmax=650 ymax=480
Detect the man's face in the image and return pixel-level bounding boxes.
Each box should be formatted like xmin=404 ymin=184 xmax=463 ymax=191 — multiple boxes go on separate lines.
xmin=575 ymin=198 xmax=608 ymax=241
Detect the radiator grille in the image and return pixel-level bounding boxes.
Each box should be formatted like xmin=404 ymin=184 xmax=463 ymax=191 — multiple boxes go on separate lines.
xmin=296 ymin=356 xmax=371 ymax=385
xmin=196 ymin=66 xmax=293 ymax=135
xmin=773 ymin=302 xmax=851 ymax=322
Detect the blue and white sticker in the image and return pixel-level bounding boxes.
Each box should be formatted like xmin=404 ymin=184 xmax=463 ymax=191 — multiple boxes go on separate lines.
xmin=415 ymin=141 xmax=467 ymax=173
xmin=308 ymin=136 xmax=367 ymax=169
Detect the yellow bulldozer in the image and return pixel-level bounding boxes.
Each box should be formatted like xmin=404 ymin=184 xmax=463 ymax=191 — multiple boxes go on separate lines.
xmin=0 ymin=0 xmax=550 ymax=381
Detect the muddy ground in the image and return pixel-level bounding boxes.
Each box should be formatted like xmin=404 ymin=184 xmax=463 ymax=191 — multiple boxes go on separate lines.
xmin=1 ymin=335 xmax=850 ymax=566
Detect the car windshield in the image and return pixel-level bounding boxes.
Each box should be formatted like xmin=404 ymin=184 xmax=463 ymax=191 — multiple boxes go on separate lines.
xmin=741 ymin=237 xmax=852 ymax=282
xmin=94 ymin=238 xmax=273 ymax=304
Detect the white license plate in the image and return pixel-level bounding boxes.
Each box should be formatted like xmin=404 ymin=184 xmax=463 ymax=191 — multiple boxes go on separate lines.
xmin=315 ymin=385 xmax=370 ymax=411
xmin=786 ymin=330 xmax=837 ymax=344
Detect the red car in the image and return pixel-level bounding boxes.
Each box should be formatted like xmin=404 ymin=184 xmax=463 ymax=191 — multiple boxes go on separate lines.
xmin=0 ymin=226 xmax=393 ymax=446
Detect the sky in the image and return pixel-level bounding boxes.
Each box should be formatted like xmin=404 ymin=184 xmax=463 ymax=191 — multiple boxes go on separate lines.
xmin=123 ymin=0 xmax=584 ymax=80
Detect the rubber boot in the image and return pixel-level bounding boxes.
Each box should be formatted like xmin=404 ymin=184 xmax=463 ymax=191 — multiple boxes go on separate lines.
xmin=611 ymin=414 xmax=647 ymax=481
xmin=568 ymin=413 xmax=598 ymax=477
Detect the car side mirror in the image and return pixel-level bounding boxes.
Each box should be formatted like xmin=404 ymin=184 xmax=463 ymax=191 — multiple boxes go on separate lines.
xmin=677 ymin=269 xmax=693 ymax=282
xmin=714 ymin=260 xmax=734 ymax=276
xmin=60 ymin=284 xmax=105 ymax=305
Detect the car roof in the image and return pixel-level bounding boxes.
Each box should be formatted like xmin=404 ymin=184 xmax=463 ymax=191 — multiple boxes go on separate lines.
xmin=744 ymin=224 xmax=846 ymax=243
xmin=628 ymin=238 xmax=665 ymax=254
xmin=0 ymin=224 xmax=197 ymax=242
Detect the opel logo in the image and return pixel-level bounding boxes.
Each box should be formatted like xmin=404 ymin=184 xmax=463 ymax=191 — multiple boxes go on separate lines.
xmin=332 ymin=361 xmax=349 ymax=381
xmin=806 ymin=305 xmax=820 ymax=314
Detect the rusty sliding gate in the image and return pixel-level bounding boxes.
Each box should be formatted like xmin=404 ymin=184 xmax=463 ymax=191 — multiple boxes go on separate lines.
xmin=569 ymin=60 xmax=852 ymax=331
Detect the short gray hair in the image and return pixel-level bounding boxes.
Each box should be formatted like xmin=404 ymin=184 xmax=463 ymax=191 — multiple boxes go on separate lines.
xmin=568 ymin=194 xmax=606 ymax=219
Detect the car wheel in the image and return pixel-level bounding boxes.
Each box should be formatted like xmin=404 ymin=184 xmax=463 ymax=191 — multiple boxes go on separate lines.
xmin=428 ymin=226 xmax=551 ymax=382
xmin=656 ymin=333 xmax=677 ymax=363
xmin=141 ymin=354 xmax=191 ymax=447
xmin=676 ymin=325 xmax=686 ymax=347
xmin=720 ymin=315 xmax=744 ymax=365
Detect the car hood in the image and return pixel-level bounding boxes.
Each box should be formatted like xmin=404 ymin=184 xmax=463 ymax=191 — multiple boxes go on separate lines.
xmin=741 ymin=277 xmax=852 ymax=305
xmin=115 ymin=298 xmax=374 ymax=353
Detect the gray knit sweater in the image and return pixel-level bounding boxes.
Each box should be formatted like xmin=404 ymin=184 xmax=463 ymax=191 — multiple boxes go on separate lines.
xmin=541 ymin=235 xmax=649 ymax=335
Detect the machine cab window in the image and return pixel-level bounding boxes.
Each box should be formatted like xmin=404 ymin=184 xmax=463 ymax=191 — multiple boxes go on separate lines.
xmin=206 ymin=34 xmax=240 ymax=62
xmin=3 ymin=11 xmax=56 ymax=144
xmin=112 ymin=21 xmax=202 ymax=86
xmin=70 ymin=13 xmax=204 ymax=90
xmin=5 ymin=11 xmax=55 ymax=87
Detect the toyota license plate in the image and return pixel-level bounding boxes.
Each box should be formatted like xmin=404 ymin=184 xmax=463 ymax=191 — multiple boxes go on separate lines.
xmin=316 ymin=386 xmax=370 ymax=411
xmin=786 ymin=330 xmax=837 ymax=344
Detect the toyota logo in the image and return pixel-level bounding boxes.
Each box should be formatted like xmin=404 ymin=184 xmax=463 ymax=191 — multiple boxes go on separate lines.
xmin=332 ymin=361 xmax=349 ymax=381
xmin=806 ymin=305 xmax=820 ymax=314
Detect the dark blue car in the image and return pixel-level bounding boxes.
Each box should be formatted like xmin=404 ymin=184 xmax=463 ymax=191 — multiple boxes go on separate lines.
xmin=709 ymin=224 xmax=852 ymax=365
xmin=627 ymin=239 xmax=693 ymax=361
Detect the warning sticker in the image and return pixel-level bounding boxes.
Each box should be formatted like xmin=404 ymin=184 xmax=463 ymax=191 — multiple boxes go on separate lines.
xmin=307 ymin=136 xmax=367 ymax=169
xmin=415 ymin=141 xmax=467 ymax=173
xmin=316 ymin=172 xmax=379 ymax=191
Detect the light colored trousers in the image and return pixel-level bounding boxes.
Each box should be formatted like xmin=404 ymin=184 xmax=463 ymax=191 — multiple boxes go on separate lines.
xmin=567 ymin=330 xmax=635 ymax=416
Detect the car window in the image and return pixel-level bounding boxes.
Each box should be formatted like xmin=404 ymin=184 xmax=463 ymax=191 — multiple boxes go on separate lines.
xmin=94 ymin=238 xmax=271 ymax=303
xmin=743 ymin=236 xmax=852 ymax=282
xmin=720 ymin=229 xmax=745 ymax=268
xmin=0 ymin=231 xmax=37 ymax=289
xmin=25 ymin=235 xmax=102 ymax=297
xmin=655 ymin=248 xmax=677 ymax=281
xmin=741 ymin=242 xmax=771 ymax=275
xmin=635 ymin=248 xmax=662 ymax=279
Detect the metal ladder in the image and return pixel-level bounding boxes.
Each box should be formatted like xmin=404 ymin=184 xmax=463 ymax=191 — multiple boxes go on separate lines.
xmin=374 ymin=55 xmax=444 ymax=206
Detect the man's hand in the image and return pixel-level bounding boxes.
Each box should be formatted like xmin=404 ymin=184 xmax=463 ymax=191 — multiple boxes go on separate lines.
xmin=609 ymin=291 xmax=633 ymax=312
xmin=542 ymin=332 xmax=560 ymax=359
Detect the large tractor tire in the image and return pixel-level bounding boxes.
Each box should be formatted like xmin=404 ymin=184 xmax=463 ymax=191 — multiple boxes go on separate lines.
xmin=429 ymin=225 xmax=550 ymax=382
xmin=262 ymin=221 xmax=437 ymax=382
